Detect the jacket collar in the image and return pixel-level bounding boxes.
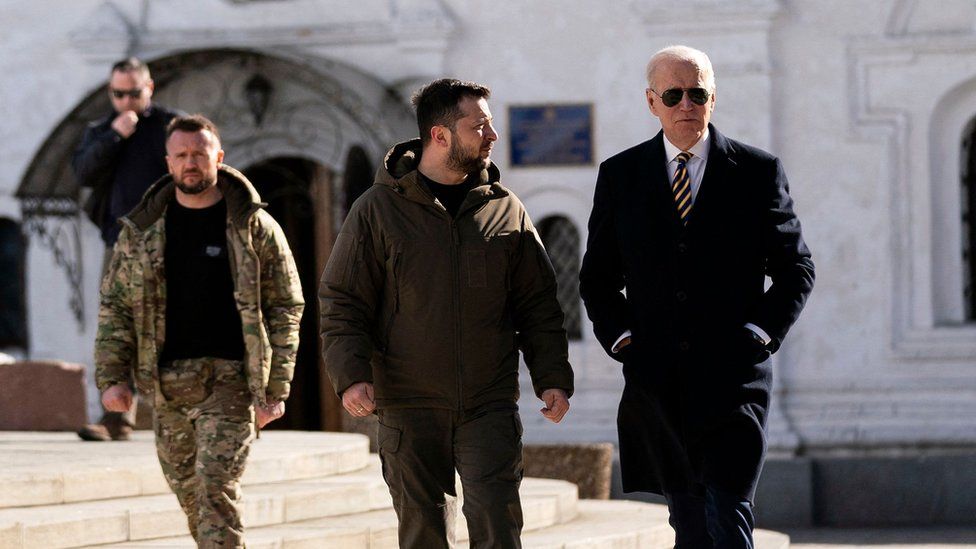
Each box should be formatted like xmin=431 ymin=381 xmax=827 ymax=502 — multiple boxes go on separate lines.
xmin=376 ymin=138 xmax=510 ymax=208
xmin=123 ymin=164 xmax=265 ymax=231
xmin=643 ymin=124 xmax=735 ymax=228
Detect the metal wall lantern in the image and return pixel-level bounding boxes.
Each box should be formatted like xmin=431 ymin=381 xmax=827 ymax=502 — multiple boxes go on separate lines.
xmin=245 ymin=74 xmax=273 ymax=126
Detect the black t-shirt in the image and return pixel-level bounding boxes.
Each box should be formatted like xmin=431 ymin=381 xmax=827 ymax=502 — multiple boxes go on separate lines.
xmin=159 ymin=198 xmax=245 ymax=362
xmin=419 ymin=172 xmax=474 ymax=218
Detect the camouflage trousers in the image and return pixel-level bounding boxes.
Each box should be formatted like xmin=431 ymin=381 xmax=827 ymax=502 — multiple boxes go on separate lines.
xmin=154 ymin=357 xmax=254 ymax=549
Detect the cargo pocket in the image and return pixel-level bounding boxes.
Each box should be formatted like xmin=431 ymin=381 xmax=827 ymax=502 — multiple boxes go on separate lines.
xmin=159 ymin=361 xmax=213 ymax=405
xmin=376 ymin=419 xmax=402 ymax=495
xmin=512 ymin=413 xmax=524 ymax=482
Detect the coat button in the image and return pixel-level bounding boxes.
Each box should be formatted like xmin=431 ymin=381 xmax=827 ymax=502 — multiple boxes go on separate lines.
xmin=677 ymin=243 xmax=688 ymax=253
xmin=675 ymin=291 xmax=687 ymax=302
xmin=678 ymin=341 xmax=690 ymax=351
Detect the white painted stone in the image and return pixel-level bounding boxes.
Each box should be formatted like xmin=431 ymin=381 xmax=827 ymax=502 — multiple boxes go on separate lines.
xmin=2 ymin=0 xmax=975 ymax=460
xmin=62 ymin=467 xmax=143 ymax=503
xmin=0 ymin=522 xmax=24 ymax=549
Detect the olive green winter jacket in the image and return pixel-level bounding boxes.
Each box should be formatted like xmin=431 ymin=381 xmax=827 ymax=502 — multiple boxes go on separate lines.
xmin=319 ymin=139 xmax=573 ymax=410
xmin=95 ymin=165 xmax=304 ymax=406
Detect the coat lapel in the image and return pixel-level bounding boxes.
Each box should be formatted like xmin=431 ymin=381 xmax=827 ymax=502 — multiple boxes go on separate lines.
xmin=640 ymin=133 xmax=681 ymax=238
xmin=687 ymin=124 xmax=735 ymax=230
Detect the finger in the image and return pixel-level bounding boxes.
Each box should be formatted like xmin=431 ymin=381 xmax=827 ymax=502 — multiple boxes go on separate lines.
xmin=554 ymin=401 xmax=569 ymax=422
xmin=365 ymin=384 xmax=374 ymax=402
xmin=346 ymin=401 xmax=367 ymax=416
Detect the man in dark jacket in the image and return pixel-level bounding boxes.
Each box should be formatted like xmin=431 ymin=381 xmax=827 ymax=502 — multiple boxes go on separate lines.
xmin=72 ymin=57 xmax=179 ymax=442
xmin=579 ymin=46 xmax=814 ymax=548
xmin=320 ymin=79 xmax=574 ymax=549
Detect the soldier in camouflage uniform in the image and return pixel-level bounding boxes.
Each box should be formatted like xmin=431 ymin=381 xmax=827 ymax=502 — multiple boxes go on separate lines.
xmin=95 ymin=114 xmax=304 ymax=548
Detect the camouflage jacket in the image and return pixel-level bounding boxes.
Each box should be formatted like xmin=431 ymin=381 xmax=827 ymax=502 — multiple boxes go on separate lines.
xmin=95 ymin=165 xmax=304 ymax=406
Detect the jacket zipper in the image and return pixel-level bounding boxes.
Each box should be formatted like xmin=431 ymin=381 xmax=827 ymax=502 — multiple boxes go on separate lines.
xmin=450 ymin=217 xmax=462 ymax=410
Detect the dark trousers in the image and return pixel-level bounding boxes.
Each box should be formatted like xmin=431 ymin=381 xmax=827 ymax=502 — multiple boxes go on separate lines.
xmin=376 ymin=402 xmax=524 ymax=549
xmin=666 ymin=487 xmax=755 ymax=549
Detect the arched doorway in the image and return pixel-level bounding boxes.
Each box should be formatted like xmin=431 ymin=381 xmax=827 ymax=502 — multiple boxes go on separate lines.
xmin=243 ymin=157 xmax=328 ymax=430
xmin=15 ymin=48 xmax=414 ymax=432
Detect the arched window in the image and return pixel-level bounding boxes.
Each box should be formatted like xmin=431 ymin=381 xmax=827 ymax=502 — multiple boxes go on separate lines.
xmin=963 ymin=118 xmax=976 ymax=320
xmin=537 ymin=215 xmax=582 ymax=340
xmin=0 ymin=218 xmax=27 ymax=350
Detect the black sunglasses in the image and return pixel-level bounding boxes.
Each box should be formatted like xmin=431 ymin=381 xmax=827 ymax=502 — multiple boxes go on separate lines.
xmin=649 ymin=87 xmax=710 ymax=107
xmin=110 ymin=88 xmax=144 ymax=99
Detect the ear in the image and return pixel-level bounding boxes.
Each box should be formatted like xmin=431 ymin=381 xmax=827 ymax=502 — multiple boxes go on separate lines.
xmin=165 ymin=155 xmax=175 ymax=174
xmin=430 ymin=125 xmax=451 ymax=148
xmin=645 ymin=88 xmax=657 ymax=115
xmin=146 ymin=79 xmax=155 ymax=94
xmin=216 ymin=149 xmax=225 ymax=163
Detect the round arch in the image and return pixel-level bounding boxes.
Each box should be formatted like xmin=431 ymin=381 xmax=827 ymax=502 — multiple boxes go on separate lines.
xmin=15 ymin=48 xmax=413 ymax=329
xmin=16 ymin=47 xmax=414 ymax=216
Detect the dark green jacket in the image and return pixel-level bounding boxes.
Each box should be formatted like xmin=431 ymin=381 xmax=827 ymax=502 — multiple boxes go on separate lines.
xmin=319 ymin=139 xmax=573 ymax=410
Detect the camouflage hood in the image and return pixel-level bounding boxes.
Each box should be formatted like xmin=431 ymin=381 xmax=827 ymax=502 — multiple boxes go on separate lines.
xmin=123 ymin=164 xmax=265 ymax=231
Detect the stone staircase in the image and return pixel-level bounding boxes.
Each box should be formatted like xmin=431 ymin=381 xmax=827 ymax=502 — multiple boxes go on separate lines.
xmin=0 ymin=431 xmax=790 ymax=548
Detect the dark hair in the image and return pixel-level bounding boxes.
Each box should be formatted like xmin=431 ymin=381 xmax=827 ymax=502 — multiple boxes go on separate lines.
xmin=166 ymin=114 xmax=221 ymax=144
xmin=110 ymin=57 xmax=151 ymax=80
xmin=411 ymin=78 xmax=491 ymax=146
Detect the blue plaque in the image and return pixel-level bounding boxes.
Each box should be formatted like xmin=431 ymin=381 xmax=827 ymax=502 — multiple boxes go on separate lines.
xmin=509 ymin=104 xmax=593 ymax=167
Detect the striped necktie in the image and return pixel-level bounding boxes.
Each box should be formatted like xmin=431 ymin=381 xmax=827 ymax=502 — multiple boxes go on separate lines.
xmin=672 ymin=151 xmax=693 ymax=224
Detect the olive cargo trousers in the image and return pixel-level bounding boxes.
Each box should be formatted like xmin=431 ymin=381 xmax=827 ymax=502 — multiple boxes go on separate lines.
xmin=376 ymin=402 xmax=524 ymax=549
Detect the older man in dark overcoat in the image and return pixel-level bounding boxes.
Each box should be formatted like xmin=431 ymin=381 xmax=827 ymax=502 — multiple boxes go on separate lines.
xmin=579 ymin=45 xmax=814 ymax=548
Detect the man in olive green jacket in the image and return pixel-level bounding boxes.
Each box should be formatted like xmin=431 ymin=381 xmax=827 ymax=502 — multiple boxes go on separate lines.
xmin=96 ymin=115 xmax=304 ymax=547
xmin=320 ymin=79 xmax=573 ymax=549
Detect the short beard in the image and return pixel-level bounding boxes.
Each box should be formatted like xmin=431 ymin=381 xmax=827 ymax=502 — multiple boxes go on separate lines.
xmin=175 ymin=176 xmax=215 ymax=195
xmin=446 ymin=138 xmax=487 ymax=175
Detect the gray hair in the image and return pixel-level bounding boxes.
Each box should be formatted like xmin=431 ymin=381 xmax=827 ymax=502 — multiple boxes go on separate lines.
xmin=645 ymin=45 xmax=715 ymax=94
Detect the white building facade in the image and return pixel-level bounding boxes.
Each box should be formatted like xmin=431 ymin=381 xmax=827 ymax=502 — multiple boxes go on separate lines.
xmin=2 ymin=0 xmax=975 ymax=525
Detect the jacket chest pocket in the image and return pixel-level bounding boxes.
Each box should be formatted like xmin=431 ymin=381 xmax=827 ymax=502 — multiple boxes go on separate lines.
xmin=467 ymin=231 xmax=518 ymax=291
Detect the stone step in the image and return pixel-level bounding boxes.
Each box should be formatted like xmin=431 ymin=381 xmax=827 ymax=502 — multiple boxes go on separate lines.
xmin=0 ymin=431 xmax=790 ymax=549
xmin=86 ymin=479 xmax=579 ymax=548
xmin=0 ymin=431 xmax=369 ymax=509
xmin=0 ymin=461 xmax=385 ymax=548
xmin=0 ymin=460 xmax=579 ymax=548
xmin=83 ymin=501 xmax=790 ymax=548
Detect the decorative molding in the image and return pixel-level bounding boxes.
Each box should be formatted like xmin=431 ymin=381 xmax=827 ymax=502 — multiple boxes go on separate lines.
xmin=630 ymin=0 xmax=782 ymax=35
xmin=69 ymin=0 xmax=457 ymax=83
xmin=786 ymin=387 xmax=976 ymax=450
xmin=848 ymin=30 xmax=976 ymax=360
